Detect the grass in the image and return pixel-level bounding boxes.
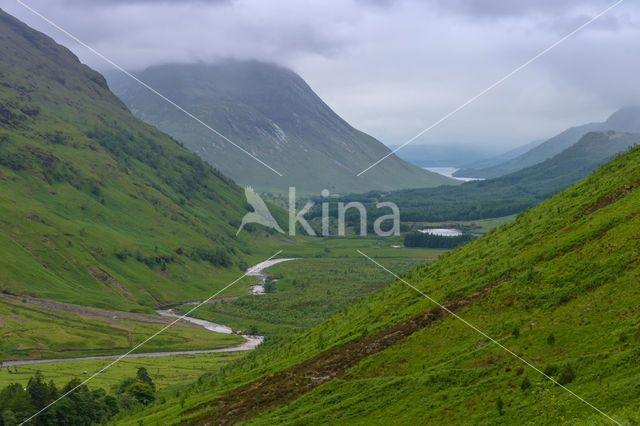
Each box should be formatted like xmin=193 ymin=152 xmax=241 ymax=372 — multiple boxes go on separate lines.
xmin=0 ymin=297 xmax=243 ymax=361
xmin=0 ymin=352 xmax=245 ymax=393
xmin=174 ymin=251 xmax=441 ymax=337
xmin=0 ymin=12 xmax=287 ymax=313
xmin=122 ymin=146 xmax=640 ymax=425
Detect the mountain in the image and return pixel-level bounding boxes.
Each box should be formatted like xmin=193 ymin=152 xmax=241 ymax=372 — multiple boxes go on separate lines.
xmin=455 ymin=107 xmax=640 ymax=178
xmin=0 ymin=9 xmax=265 ymax=312
xmin=459 ymin=138 xmax=543 ymax=172
xmin=383 ymin=130 xmax=640 ymax=221
xmin=106 ymin=62 xmax=456 ymax=195
xmin=130 ymin=142 xmax=640 ymax=424
xmin=310 ymin=130 xmax=640 ymax=223
xmin=388 ymin=143 xmax=499 ymax=168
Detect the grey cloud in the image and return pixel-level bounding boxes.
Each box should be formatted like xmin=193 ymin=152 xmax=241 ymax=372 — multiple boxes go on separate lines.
xmin=3 ymin=0 xmax=638 ymax=150
xmin=60 ymin=0 xmax=230 ymax=4
xmin=429 ymin=0 xmax=616 ymax=18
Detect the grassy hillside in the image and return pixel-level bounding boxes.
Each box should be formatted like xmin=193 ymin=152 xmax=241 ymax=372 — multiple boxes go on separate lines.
xmin=456 ymin=106 xmax=640 ymax=179
xmin=319 ymin=131 xmax=639 ymax=224
xmin=107 ymin=62 xmax=456 ymax=195
xmin=0 ymin=9 xmax=268 ymax=311
xmin=125 ymin=144 xmax=640 ymax=424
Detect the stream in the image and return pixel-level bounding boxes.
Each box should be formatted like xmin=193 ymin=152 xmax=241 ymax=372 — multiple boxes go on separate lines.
xmin=3 ymin=258 xmax=298 ymax=367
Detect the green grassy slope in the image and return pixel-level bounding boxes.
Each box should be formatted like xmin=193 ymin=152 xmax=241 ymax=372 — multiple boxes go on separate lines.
xmin=125 ymin=144 xmax=640 ymax=424
xmin=107 ymin=61 xmax=457 ymax=195
xmin=0 ymin=9 xmax=265 ymax=311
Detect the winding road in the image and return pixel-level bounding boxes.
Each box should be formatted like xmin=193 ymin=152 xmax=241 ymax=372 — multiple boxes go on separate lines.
xmin=3 ymin=258 xmax=297 ymax=367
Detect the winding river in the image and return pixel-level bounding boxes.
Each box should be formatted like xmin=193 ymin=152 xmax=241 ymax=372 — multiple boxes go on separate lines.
xmin=4 ymin=258 xmax=297 ymax=367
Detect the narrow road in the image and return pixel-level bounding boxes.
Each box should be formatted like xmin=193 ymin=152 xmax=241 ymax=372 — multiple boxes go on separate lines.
xmin=3 ymin=258 xmax=298 ymax=367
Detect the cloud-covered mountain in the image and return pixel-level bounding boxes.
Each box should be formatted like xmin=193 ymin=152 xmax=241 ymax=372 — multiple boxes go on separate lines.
xmin=107 ymin=61 xmax=456 ymax=194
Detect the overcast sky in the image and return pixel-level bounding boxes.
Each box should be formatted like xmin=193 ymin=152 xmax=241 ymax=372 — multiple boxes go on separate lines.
xmin=3 ymin=0 xmax=639 ymax=150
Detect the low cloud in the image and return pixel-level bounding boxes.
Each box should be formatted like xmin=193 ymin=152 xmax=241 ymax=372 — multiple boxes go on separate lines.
xmin=3 ymin=0 xmax=638 ymax=149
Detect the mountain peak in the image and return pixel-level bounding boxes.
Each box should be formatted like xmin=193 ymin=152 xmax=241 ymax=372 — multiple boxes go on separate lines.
xmin=603 ymin=106 xmax=640 ymax=132
xmin=107 ymin=60 xmax=457 ymax=194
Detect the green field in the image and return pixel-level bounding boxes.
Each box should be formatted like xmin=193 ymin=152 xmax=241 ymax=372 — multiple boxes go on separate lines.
xmin=175 ymin=247 xmax=444 ymax=337
xmin=0 ymin=296 xmax=243 ymax=362
xmin=0 ymin=352 xmax=245 ymax=393
xmin=177 ymin=221 xmax=510 ymax=339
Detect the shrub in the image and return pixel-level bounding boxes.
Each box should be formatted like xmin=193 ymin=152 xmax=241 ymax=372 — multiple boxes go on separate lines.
xmin=557 ymin=364 xmax=575 ymax=385
xmin=543 ymin=364 xmax=558 ymax=377
xmin=496 ymin=396 xmax=504 ymax=415
xmin=114 ymin=248 xmax=130 ymax=261
xmin=512 ymin=326 xmax=520 ymax=338
xmin=264 ymin=280 xmax=276 ymax=293
xmin=114 ymin=367 xmax=156 ymax=406
xmin=194 ymin=247 xmax=231 ymax=267
xmin=46 ymin=132 xmax=65 ymax=145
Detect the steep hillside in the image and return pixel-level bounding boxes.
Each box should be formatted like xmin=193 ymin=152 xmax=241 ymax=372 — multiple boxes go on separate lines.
xmin=320 ymin=131 xmax=639 ymax=223
xmin=107 ymin=62 xmax=456 ymax=195
xmin=0 ymin=9 xmax=263 ymax=311
xmin=127 ymin=143 xmax=640 ymax=425
xmin=456 ymin=106 xmax=640 ymax=178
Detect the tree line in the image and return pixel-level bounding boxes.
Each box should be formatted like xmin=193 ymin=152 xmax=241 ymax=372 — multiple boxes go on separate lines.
xmin=403 ymin=232 xmax=474 ymax=249
xmin=0 ymin=367 xmax=156 ymax=425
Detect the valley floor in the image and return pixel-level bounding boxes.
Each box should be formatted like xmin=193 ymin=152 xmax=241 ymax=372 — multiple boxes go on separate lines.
xmin=1 ymin=218 xmax=512 ymax=424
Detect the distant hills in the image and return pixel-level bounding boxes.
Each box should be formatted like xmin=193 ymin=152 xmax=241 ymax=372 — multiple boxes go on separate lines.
xmin=459 ymin=138 xmax=543 ymax=171
xmin=455 ymin=107 xmax=640 ymax=178
xmin=388 ymin=143 xmax=499 ymax=168
xmin=0 ymin=10 xmax=265 ymax=311
xmin=107 ymin=62 xmax=456 ymax=195
xmin=314 ymin=130 xmax=640 ymax=223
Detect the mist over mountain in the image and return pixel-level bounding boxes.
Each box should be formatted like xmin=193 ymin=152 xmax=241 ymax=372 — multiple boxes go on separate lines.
xmin=456 ymin=107 xmax=640 ymax=178
xmin=459 ymin=138 xmax=544 ymax=172
xmin=388 ymin=143 xmax=499 ymax=169
xmin=107 ymin=61 xmax=456 ymax=195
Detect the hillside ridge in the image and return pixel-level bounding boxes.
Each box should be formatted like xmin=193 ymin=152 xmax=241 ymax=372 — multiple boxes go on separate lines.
xmin=0 ymin=9 xmax=262 ymax=311
xmin=455 ymin=106 xmax=640 ymax=178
